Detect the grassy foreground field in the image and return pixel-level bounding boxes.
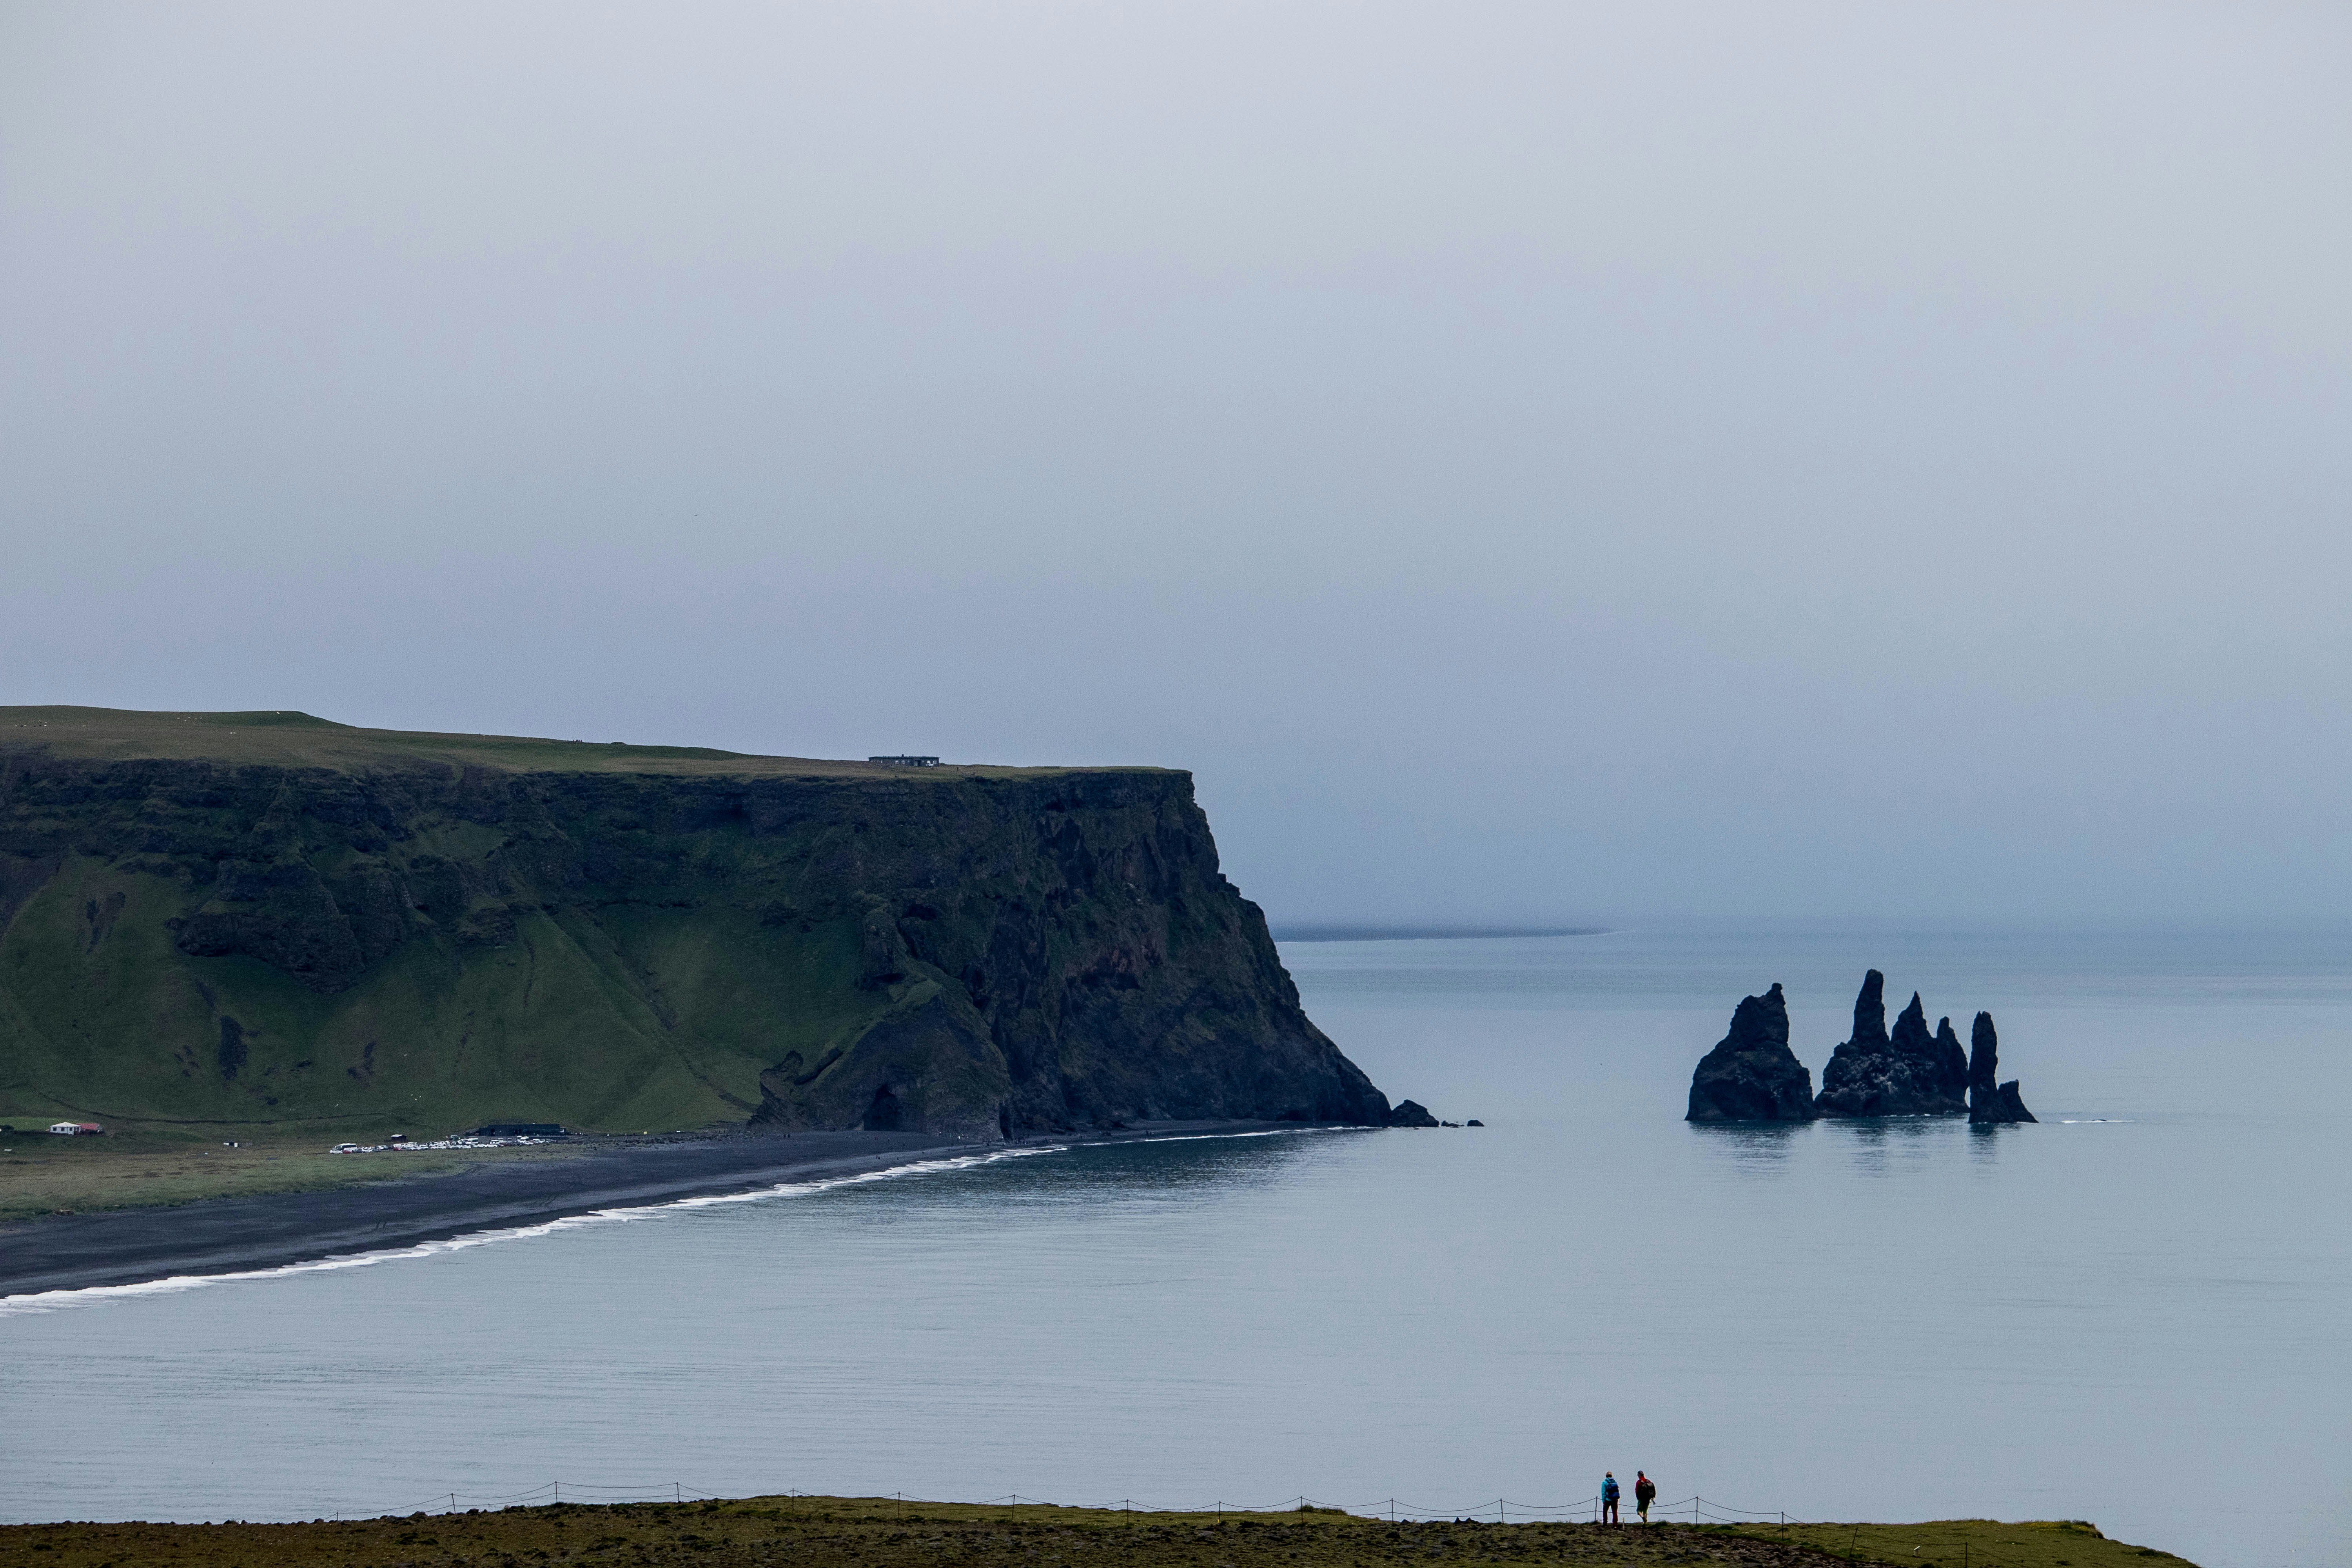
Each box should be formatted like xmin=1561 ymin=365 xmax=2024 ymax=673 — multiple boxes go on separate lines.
xmin=0 ymin=1497 xmax=2193 ymax=1568
xmin=0 ymin=1127 xmax=586 ymax=1223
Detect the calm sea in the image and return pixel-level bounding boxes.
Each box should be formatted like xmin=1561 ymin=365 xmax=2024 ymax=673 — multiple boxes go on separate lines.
xmin=4 ymin=928 xmax=2347 ymax=1568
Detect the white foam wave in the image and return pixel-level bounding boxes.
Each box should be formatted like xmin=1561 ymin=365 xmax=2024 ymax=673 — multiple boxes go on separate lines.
xmin=0 ymin=1144 xmax=1063 ymax=1318
xmin=0 ymin=1126 xmax=1334 ymax=1319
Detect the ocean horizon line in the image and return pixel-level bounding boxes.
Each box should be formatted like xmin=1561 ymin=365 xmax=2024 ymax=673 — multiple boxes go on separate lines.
xmin=1270 ymin=926 xmax=1612 ymax=943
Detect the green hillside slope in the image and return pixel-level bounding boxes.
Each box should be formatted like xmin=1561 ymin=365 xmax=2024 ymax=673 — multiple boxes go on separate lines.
xmin=0 ymin=708 xmax=1387 ymax=1140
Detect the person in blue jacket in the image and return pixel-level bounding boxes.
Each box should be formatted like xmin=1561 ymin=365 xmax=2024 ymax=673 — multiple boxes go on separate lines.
xmin=1601 ymin=1472 xmax=1620 ymax=1524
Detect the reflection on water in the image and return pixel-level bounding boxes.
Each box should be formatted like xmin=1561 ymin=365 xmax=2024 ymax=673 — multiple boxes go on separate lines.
xmin=1690 ymin=1111 xmax=2029 ymax=1178
xmin=2 ymin=928 xmax=2347 ymax=1568
xmin=1682 ymin=1121 xmax=1805 ymax=1170
xmin=867 ymin=1128 xmax=1348 ymax=1209
xmin=1965 ymin=1122 xmax=2020 ymax=1171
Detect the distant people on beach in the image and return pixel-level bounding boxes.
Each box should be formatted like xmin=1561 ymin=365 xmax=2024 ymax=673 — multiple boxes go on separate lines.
xmin=1635 ymin=1472 xmax=1655 ymax=1522
xmin=1601 ymin=1472 xmax=1620 ymax=1524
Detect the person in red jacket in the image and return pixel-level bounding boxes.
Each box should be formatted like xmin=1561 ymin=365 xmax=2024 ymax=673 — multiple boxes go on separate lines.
xmin=1634 ymin=1472 xmax=1656 ymax=1523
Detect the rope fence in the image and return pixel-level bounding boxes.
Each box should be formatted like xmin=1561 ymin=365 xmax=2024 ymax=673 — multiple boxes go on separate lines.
xmin=329 ymin=1483 xmax=728 ymax=1521
xmin=313 ymin=1485 xmax=1804 ymax=1528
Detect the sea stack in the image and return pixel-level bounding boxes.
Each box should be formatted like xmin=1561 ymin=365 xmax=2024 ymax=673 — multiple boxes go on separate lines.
xmin=1686 ymin=982 xmax=1818 ymax=1122
xmin=1814 ymin=971 xmax=1968 ymax=1116
xmin=1933 ymin=1016 xmax=1970 ymax=1101
xmin=1967 ymin=1012 xmax=2037 ymax=1123
xmin=1887 ymin=993 xmax=1969 ymax=1109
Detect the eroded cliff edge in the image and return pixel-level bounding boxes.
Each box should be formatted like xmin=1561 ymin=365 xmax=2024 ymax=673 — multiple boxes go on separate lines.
xmin=0 ymin=710 xmax=1390 ymax=1138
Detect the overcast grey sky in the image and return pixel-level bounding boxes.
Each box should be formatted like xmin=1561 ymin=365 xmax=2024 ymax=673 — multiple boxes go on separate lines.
xmin=4 ymin=2 xmax=2347 ymax=925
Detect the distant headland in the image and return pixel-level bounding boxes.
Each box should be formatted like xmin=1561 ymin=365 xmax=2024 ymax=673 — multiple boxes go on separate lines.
xmin=1272 ymin=925 xmax=1609 ymax=942
xmin=0 ymin=705 xmax=1410 ymax=1149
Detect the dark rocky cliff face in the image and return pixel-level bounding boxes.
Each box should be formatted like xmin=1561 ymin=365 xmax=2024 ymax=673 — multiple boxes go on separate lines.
xmin=1685 ymin=982 xmax=1817 ymax=1122
xmin=0 ymin=750 xmax=1389 ymax=1138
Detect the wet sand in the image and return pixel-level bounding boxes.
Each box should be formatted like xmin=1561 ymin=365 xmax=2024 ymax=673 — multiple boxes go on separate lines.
xmin=0 ymin=1121 xmax=1292 ymax=1298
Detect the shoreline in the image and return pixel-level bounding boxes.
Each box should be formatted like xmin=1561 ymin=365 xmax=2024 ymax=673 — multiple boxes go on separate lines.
xmin=0 ymin=1120 xmax=1323 ymax=1300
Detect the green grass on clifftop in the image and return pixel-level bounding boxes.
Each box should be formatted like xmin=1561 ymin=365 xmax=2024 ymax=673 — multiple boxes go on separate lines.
xmin=0 ymin=706 xmax=1159 ymax=779
xmin=0 ymin=1498 xmax=2198 ymax=1568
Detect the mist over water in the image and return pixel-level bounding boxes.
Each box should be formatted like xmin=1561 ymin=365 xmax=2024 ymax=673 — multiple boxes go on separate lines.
xmin=5 ymin=929 xmax=2344 ymax=1568
xmin=5 ymin=4 xmax=2350 ymax=925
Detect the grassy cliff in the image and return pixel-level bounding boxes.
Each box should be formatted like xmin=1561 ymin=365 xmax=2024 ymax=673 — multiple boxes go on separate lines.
xmin=0 ymin=708 xmax=1387 ymax=1141
xmin=0 ymin=1497 xmax=2197 ymax=1568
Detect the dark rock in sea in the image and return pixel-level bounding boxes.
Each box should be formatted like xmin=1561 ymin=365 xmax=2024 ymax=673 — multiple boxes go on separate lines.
xmin=1891 ymin=994 xmax=1966 ymax=1101
xmin=1685 ymin=982 xmax=1818 ymax=1122
xmin=1814 ymin=971 xmax=1969 ymax=1116
xmin=1888 ymin=989 xmax=1930 ymax=1054
xmin=1931 ymin=1015 xmax=1971 ymax=1102
xmin=1980 ymin=1081 xmax=2036 ymax=1122
xmin=1387 ymin=1099 xmax=1440 ymax=1127
xmin=1967 ymin=1011 xmax=2037 ymax=1123
xmin=1966 ymin=1010 xmax=1998 ymax=1100
xmin=1465 ymin=1119 xmax=1484 ymax=1127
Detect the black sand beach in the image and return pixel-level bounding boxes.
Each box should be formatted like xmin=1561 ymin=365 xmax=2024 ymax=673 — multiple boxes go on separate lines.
xmin=0 ymin=1122 xmax=1299 ymax=1299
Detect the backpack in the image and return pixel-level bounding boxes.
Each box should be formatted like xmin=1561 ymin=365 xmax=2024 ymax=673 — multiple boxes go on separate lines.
xmin=1603 ymin=1479 xmax=1619 ymax=1501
